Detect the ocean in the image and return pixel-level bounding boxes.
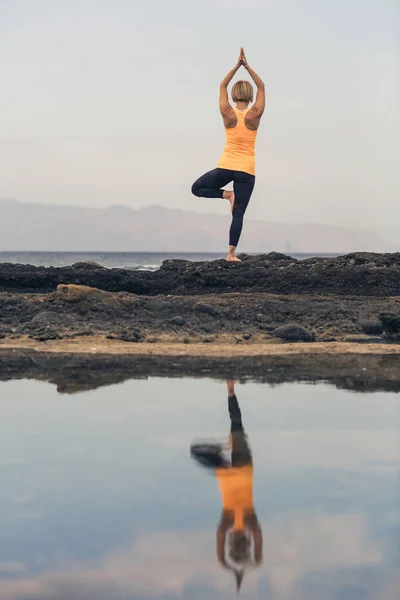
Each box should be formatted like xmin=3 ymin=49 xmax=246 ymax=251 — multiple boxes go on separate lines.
xmin=0 ymin=251 xmax=339 ymax=271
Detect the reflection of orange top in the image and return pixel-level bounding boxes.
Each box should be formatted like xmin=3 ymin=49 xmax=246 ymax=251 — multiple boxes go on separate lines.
xmin=217 ymin=109 xmax=258 ymax=176
xmin=216 ymin=465 xmax=254 ymax=530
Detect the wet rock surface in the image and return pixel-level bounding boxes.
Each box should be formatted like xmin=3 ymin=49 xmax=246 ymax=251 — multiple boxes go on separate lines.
xmin=1 ymin=252 xmax=400 ymax=296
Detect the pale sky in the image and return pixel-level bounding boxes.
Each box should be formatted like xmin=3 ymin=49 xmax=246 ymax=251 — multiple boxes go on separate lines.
xmin=0 ymin=0 xmax=398 ymax=236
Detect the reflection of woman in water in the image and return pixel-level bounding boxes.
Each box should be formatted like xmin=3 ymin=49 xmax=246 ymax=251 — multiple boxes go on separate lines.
xmin=191 ymin=380 xmax=262 ymax=591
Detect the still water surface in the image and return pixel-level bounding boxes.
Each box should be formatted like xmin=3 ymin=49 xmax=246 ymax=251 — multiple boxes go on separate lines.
xmin=0 ymin=377 xmax=398 ymax=599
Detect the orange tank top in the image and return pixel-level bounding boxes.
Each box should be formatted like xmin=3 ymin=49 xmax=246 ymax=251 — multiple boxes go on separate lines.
xmin=216 ymin=465 xmax=254 ymax=531
xmin=217 ymin=109 xmax=258 ymax=176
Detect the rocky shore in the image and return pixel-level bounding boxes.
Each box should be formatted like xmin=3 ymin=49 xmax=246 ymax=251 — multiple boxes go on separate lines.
xmin=0 ymin=253 xmax=399 ymax=348
xmin=1 ymin=252 xmax=400 ymax=296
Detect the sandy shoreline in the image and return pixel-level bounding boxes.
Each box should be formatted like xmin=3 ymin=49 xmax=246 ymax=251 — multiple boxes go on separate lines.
xmin=1 ymin=336 xmax=400 ymax=356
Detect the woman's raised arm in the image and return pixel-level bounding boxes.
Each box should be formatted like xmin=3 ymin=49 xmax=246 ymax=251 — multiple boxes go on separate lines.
xmin=219 ymin=51 xmax=242 ymax=117
xmin=241 ymin=49 xmax=265 ymax=119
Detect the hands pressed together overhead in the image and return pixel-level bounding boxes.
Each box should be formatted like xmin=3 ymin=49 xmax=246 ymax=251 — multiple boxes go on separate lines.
xmin=234 ymin=48 xmax=265 ymax=93
xmin=220 ymin=47 xmax=264 ymax=95
xmin=236 ymin=47 xmax=249 ymax=69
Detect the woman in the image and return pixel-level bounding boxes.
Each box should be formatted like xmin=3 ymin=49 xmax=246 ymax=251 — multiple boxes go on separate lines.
xmin=191 ymin=48 xmax=265 ymax=262
xmin=191 ymin=380 xmax=263 ymax=591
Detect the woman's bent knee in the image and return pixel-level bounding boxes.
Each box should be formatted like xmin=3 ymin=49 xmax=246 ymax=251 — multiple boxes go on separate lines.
xmin=191 ymin=182 xmax=200 ymax=197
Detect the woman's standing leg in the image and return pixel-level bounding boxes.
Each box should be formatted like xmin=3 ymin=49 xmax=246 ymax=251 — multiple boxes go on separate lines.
xmin=192 ymin=168 xmax=234 ymax=209
xmin=226 ymin=380 xmax=253 ymax=467
xmin=228 ymin=172 xmax=255 ymax=262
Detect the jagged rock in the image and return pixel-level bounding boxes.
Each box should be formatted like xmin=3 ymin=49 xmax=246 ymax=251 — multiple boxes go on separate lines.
xmin=171 ymin=316 xmax=185 ymax=326
xmin=30 ymin=328 xmax=63 ymax=341
xmin=19 ymin=312 xmax=75 ymax=336
xmin=265 ymin=252 xmax=295 ymax=261
xmin=70 ymin=329 xmax=94 ymax=337
xmin=0 ymin=326 xmax=12 ymax=334
xmin=199 ymin=323 xmax=214 ymax=333
xmin=358 ymin=319 xmax=384 ymax=336
xmin=193 ymin=303 xmax=217 ymax=316
xmin=380 ymin=313 xmax=400 ymax=339
xmin=146 ymin=300 xmax=175 ymax=310
xmin=31 ymin=311 xmax=64 ymax=325
xmin=1 ymin=264 xmax=400 ymax=346
xmin=113 ymin=328 xmax=141 ymax=343
xmin=273 ymin=323 xmax=315 ymax=342
xmin=1 ymin=252 xmax=400 ymax=296
xmin=72 ymin=261 xmax=107 ymax=269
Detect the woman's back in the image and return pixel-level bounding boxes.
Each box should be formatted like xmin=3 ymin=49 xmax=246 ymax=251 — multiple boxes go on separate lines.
xmin=218 ymin=109 xmax=258 ymax=176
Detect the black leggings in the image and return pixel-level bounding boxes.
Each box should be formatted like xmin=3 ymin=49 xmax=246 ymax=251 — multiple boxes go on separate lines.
xmin=190 ymin=394 xmax=252 ymax=470
xmin=191 ymin=168 xmax=255 ymax=248
xmin=228 ymin=394 xmax=252 ymax=467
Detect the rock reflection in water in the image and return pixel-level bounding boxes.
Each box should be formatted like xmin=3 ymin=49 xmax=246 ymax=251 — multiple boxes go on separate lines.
xmin=191 ymin=380 xmax=262 ymax=591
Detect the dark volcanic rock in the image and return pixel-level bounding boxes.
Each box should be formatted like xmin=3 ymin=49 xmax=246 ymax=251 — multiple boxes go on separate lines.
xmin=192 ymin=303 xmax=218 ymax=316
xmin=108 ymin=328 xmax=142 ymax=343
xmin=71 ymin=261 xmax=107 ymax=269
xmin=31 ymin=311 xmax=65 ymax=325
xmin=273 ymin=323 xmax=315 ymax=342
xmin=19 ymin=311 xmax=77 ymax=339
xmin=358 ymin=319 xmax=384 ymax=336
xmin=199 ymin=324 xmax=214 ymax=333
xmin=380 ymin=313 xmax=400 ymax=340
xmin=170 ymin=316 xmax=185 ymax=326
xmin=1 ymin=285 xmax=399 ymax=345
xmin=146 ymin=300 xmax=175 ymax=310
xmin=118 ymin=330 xmax=141 ymax=343
xmin=0 ymin=325 xmax=13 ymax=334
xmin=30 ymin=327 xmax=63 ymax=341
xmin=1 ymin=252 xmax=400 ymax=296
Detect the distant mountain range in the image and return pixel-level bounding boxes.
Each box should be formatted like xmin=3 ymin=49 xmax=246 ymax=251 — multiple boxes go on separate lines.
xmin=0 ymin=199 xmax=397 ymax=253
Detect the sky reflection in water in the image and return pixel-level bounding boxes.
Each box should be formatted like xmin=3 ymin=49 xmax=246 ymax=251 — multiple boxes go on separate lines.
xmin=0 ymin=377 xmax=398 ymax=599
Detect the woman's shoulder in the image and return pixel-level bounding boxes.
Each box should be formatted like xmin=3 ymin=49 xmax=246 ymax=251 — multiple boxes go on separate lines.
xmin=244 ymin=108 xmax=262 ymax=131
xmin=221 ymin=106 xmax=237 ymax=129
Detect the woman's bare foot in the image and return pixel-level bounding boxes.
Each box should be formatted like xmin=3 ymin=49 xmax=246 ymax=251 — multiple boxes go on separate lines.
xmin=226 ymin=379 xmax=236 ymax=396
xmin=226 ymin=255 xmax=241 ymax=262
xmin=223 ymin=190 xmax=235 ymax=212
xmin=227 ymin=245 xmax=240 ymax=262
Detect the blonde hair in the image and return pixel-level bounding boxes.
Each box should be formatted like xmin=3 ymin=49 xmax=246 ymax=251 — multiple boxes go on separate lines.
xmin=231 ymin=80 xmax=253 ymax=104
